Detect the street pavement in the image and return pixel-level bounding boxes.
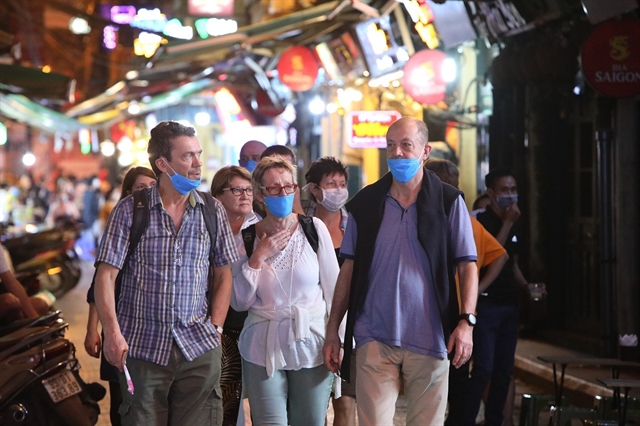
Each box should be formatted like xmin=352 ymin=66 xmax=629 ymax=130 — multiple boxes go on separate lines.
xmin=54 ymin=259 xmax=637 ymax=426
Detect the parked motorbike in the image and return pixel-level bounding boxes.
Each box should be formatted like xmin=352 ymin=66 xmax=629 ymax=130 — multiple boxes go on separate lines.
xmin=1 ymin=220 xmax=82 ymax=298
xmin=0 ymin=311 xmax=105 ymax=426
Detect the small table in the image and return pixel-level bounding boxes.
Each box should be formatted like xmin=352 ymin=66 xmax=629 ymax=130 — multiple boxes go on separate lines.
xmin=537 ymin=356 xmax=640 ymax=407
xmin=597 ymin=378 xmax=640 ymax=425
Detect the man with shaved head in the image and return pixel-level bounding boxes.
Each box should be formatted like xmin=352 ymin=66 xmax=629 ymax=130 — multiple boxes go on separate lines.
xmin=323 ymin=117 xmax=478 ymax=425
xmin=238 ymin=140 xmax=267 ymax=172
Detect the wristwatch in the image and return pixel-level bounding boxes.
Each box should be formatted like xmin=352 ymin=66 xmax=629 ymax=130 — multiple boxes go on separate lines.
xmin=458 ymin=313 xmax=477 ymax=326
xmin=214 ymin=324 xmax=224 ymax=335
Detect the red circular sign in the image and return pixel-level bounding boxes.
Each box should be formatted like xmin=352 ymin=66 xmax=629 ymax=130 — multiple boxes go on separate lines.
xmin=581 ymin=19 xmax=640 ymax=98
xmin=402 ymin=49 xmax=447 ymax=105
xmin=277 ymin=46 xmax=319 ymax=92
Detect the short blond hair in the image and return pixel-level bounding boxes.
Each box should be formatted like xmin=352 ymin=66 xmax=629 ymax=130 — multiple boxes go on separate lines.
xmin=252 ymin=155 xmax=297 ymax=197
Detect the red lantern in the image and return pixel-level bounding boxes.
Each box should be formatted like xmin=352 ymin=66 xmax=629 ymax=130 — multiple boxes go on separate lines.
xmin=277 ymin=46 xmax=319 ymax=92
xmin=402 ymin=49 xmax=447 ymax=105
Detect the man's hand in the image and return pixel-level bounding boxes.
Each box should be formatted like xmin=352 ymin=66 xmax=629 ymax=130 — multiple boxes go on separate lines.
xmin=447 ymin=322 xmax=473 ymax=368
xmin=503 ymin=202 xmax=521 ymax=224
xmin=323 ymin=330 xmax=343 ymax=374
xmin=84 ymin=328 xmax=102 ymax=358
xmin=103 ymin=330 xmax=129 ymax=372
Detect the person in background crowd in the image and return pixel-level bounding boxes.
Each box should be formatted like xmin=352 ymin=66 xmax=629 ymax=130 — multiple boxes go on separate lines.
xmin=0 ymin=242 xmax=49 ymax=325
xmin=45 ymin=189 xmax=81 ymax=227
xmin=424 ymin=159 xmax=509 ymax=426
xmin=465 ymin=169 xmax=530 ymax=426
xmin=211 ymin=166 xmax=260 ymax=426
xmin=239 ymin=140 xmax=267 ymax=173
xmin=84 ymin=166 xmax=157 ymax=426
xmin=260 ymin=145 xmax=304 ymax=214
xmin=94 ymin=121 xmax=238 ymax=426
xmin=470 ymin=193 xmax=491 ymax=217
xmin=323 ymin=117 xmax=478 ymax=426
xmin=304 ymin=157 xmax=356 ymax=426
xmin=230 ymin=155 xmax=340 ymax=426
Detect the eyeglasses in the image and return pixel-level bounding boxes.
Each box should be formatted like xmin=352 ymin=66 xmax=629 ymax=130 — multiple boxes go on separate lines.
xmin=223 ymin=187 xmax=253 ymax=196
xmin=260 ymin=184 xmax=298 ymax=196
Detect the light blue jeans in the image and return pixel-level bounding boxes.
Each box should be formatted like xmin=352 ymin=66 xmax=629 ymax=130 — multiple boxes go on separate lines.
xmin=242 ymin=359 xmax=334 ymax=426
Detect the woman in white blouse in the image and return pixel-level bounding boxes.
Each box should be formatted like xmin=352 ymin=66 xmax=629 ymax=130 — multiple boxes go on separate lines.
xmin=231 ymin=155 xmax=340 ymax=426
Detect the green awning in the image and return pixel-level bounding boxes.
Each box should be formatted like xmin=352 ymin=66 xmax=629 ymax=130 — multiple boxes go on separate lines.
xmin=77 ymin=78 xmax=215 ymax=125
xmin=0 ymin=64 xmax=73 ymax=101
xmin=0 ymin=93 xmax=87 ymax=133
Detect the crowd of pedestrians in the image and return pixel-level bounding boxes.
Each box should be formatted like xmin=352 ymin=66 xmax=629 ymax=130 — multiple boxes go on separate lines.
xmin=0 ymin=117 xmax=532 ymax=426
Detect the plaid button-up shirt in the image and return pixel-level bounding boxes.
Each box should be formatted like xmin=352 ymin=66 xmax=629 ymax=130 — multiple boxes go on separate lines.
xmin=96 ymin=186 xmax=238 ymax=366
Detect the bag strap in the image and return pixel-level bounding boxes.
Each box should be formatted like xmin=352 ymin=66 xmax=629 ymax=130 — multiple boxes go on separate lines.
xmin=196 ymin=190 xmax=218 ymax=264
xmin=298 ymin=215 xmax=318 ymax=254
xmin=242 ymin=224 xmax=257 ymax=258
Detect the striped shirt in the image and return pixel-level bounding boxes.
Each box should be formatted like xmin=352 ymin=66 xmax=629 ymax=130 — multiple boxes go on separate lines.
xmin=96 ymin=186 xmax=238 ymax=366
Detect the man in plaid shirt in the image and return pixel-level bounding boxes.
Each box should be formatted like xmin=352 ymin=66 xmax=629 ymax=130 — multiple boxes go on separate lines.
xmin=95 ymin=121 xmax=238 ymax=426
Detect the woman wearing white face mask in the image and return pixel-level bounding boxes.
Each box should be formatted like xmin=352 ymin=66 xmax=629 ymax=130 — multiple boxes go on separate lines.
xmin=304 ymin=157 xmax=350 ymax=263
xmin=304 ymin=157 xmax=356 ymax=426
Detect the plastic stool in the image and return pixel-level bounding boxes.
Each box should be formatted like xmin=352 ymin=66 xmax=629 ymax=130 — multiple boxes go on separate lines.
xmin=519 ymin=394 xmax=569 ymax=426
xmin=550 ymin=405 xmax=596 ymax=426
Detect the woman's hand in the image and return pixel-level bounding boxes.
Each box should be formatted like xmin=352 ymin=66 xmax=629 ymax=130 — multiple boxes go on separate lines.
xmin=248 ymin=229 xmax=290 ymax=269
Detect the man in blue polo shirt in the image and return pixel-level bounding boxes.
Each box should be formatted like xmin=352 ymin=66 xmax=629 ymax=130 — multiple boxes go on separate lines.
xmin=323 ymin=117 xmax=478 ymax=425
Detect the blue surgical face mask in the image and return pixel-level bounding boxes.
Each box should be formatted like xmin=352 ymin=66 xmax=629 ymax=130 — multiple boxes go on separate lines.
xmin=240 ymin=159 xmax=258 ymax=173
xmin=264 ymin=194 xmax=294 ymax=218
xmin=163 ymin=159 xmax=201 ymax=195
xmin=387 ymin=158 xmax=422 ymax=183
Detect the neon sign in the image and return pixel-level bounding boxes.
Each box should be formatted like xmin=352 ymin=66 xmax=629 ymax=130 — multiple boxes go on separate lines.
xmin=131 ymin=8 xmax=168 ymax=32
xmin=104 ymin=25 xmax=117 ymax=50
xmin=194 ymin=18 xmax=238 ymax=38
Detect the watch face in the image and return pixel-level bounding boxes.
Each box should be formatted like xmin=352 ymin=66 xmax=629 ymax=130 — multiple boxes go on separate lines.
xmin=468 ymin=313 xmax=477 ymax=325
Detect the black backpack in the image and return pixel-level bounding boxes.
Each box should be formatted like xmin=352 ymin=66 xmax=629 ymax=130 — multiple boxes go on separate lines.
xmin=241 ymin=214 xmax=318 ymax=257
xmin=87 ymin=189 xmax=218 ymax=304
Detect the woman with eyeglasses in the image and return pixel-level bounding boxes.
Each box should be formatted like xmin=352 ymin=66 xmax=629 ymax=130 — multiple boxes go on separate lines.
xmin=230 ymin=155 xmax=341 ymax=426
xmin=211 ymin=165 xmax=260 ymax=426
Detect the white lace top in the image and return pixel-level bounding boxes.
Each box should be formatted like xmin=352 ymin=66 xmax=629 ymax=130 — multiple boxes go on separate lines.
xmin=230 ymin=217 xmax=340 ymax=372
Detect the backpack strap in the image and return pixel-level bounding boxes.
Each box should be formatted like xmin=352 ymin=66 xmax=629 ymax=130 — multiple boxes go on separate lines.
xmin=196 ymin=190 xmax=218 ymax=265
xmin=242 ymin=224 xmax=257 ymax=258
xmin=87 ymin=189 xmax=149 ymax=306
xmin=298 ymin=215 xmax=318 ymax=254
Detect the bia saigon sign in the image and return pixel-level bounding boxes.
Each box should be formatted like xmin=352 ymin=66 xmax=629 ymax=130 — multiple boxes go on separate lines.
xmin=581 ymin=19 xmax=640 ymax=98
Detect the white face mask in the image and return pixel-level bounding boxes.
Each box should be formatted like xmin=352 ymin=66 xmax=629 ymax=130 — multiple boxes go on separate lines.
xmin=317 ymin=187 xmax=349 ymax=212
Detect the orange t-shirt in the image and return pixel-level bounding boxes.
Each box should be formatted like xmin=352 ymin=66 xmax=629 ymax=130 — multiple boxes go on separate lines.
xmin=455 ymin=217 xmax=506 ymax=309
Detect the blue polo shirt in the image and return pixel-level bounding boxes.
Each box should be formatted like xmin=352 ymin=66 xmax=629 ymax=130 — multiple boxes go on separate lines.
xmin=340 ymin=194 xmax=476 ymax=359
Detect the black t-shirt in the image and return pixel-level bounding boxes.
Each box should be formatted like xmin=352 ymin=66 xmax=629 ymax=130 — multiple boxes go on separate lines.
xmin=476 ymin=207 xmax=520 ymax=305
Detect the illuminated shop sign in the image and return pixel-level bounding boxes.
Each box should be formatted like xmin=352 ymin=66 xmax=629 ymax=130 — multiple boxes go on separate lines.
xmin=194 ymin=18 xmax=238 ymax=38
xmin=354 ymin=16 xmax=409 ymax=78
xmin=188 ymin=0 xmax=235 ymax=17
xmin=213 ymin=87 xmax=252 ymax=132
xmin=346 ymin=111 xmax=401 ymax=149
xmin=581 ymin=18 xmax=640 ymax=98
xmin=104 ymin=25 xmax=117 ymax=50
xmin=111 ymin=6 xmax=136 ymax=24
xmin=131 ymin=8 xmax=168 ymax=32
xmin=134 ymin=32 xmax=165 ymax=58
xmin=403 ymin=0 xmax=439 ymax=49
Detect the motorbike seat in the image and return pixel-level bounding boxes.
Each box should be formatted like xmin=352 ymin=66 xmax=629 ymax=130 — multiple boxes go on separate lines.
xmin=0 ymin=310 xmax=61 ymax=337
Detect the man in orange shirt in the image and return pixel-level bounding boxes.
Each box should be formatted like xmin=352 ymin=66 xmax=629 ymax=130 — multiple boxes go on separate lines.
xmin=424 ymin=159 xmax=508 ymax=425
